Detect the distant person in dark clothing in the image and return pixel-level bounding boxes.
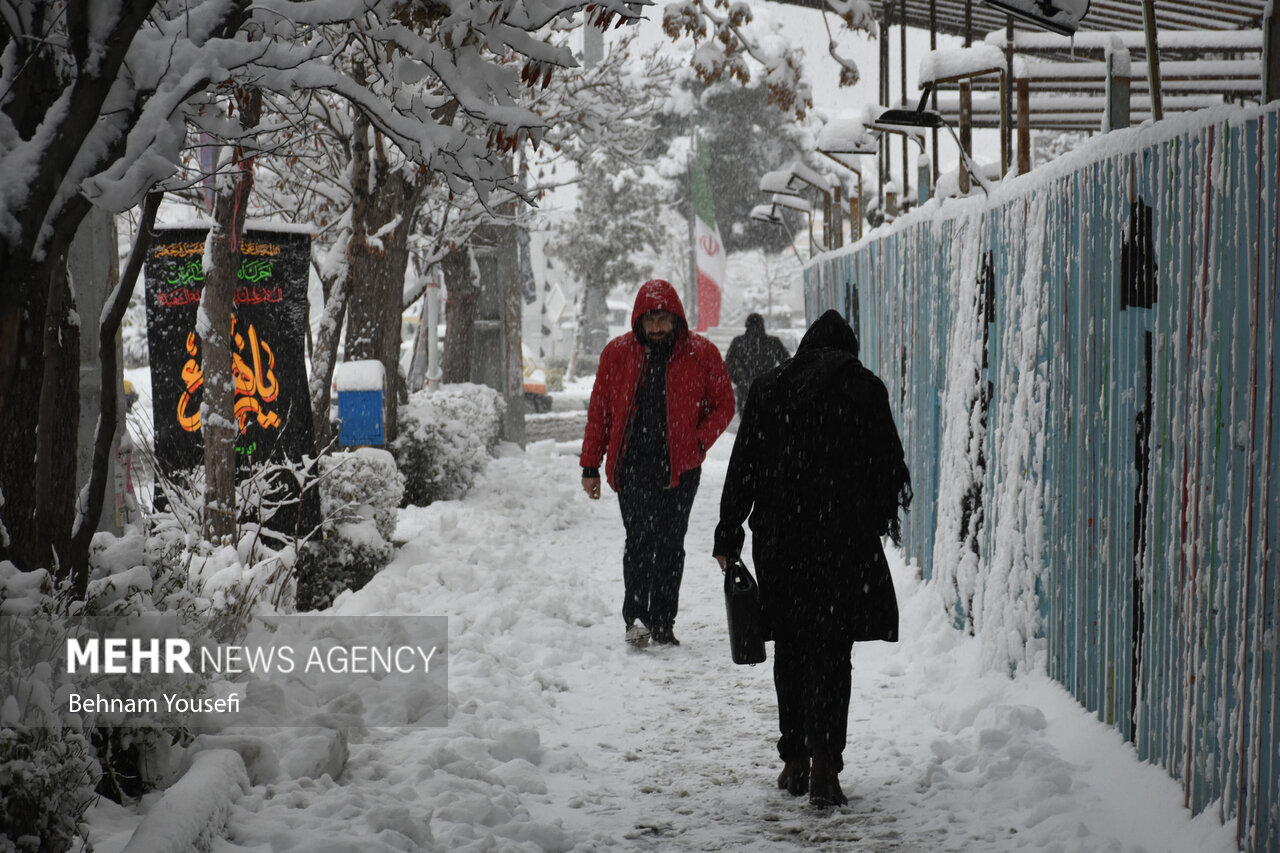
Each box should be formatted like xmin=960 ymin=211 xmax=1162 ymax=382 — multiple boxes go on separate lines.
xmin=713 ymin=309 xmax=912 ymax=807
xmin=581 ymin=280 xmax=735 ymax=648
xmin=725 ymin=313 xmax=790 ymax=417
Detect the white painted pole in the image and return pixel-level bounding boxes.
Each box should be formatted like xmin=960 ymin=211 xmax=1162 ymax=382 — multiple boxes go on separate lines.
xmin=426 ymin=280 xmax=442 ymax=392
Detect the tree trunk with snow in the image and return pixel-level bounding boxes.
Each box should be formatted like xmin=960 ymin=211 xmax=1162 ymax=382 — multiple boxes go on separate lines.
xmin=0 ymin=2 xmax=151 ymax=571
xmin=441 ymin=246 xmax=478 ymax=384
xmin=34 ymin=248 xmax=82 ymax=577
xmin=67 ymin=192 xmax=162 ymax=595
xmin=310 ymin=267 xmax=349 ymax=453
xmin=201 ymin=90 xmax=261 ymax=544
xmin=0 ymin=265 xmax=50 ymax=568
xmin=343 ymin=122 xmax=424 ymax=444
xmin=201 ymin=190 xmax=246 ymax=544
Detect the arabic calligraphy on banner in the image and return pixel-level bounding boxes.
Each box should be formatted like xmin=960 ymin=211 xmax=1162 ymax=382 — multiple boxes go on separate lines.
xmin=176 ymin=318 xmax=282 ymax=435
xmin=144 ymin=227 xmax=315 ymax=496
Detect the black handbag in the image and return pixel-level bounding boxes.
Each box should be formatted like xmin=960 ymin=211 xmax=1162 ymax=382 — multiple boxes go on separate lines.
xmin=723 ymin=556 xmax=767 ymax=665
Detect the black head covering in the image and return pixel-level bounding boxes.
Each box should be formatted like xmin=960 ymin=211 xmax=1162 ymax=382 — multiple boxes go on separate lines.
xmin=777 ymin=310 xmax=862 ymax=403
xmin=744 ymin=313 xmax=765 ymax=333
xmin=796 ymin=309 xmax=859 ymax=358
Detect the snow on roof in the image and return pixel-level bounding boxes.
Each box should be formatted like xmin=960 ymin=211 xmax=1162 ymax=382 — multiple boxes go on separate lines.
xmin=984 ymin=28 xmax=1264 ymax=53
xmin=155 ymin=219 xmax=318 ymax=236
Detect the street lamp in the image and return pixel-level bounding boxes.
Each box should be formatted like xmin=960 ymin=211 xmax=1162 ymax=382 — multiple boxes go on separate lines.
xmin=759 ymin=162 xmax=838 ymax=251
xmin=981 ymin=0 xmax=1090 ymax=36
xmin=874 ymin=99 xmax=991 ymax=198
xmin=816 ymin=113 xmax=877 ymax=242
xmin=751 ymin=201 xmax=805 ymax=264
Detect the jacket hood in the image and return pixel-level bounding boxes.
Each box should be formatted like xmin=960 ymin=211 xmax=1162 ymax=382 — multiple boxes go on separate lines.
xmin=631 ymin=279 xmax=688 ymax=342
xmin=744 ymin=313 xmax=766 ymax=334
xmin=780 ymin=309 xmax=862 ymax=403
xmin=796 ymin=309 xmax=859 ymax=358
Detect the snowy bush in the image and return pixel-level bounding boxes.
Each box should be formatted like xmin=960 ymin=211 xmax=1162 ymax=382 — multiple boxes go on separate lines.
xmin=81 ymin=535 xmax=213 ymax=800
xmin=145 ymin=510 xmax=300 ymax=640
xmin=0 ymin=566 xmax=100 ymax=853
xmin=0 ymin=548 xmax=217 ymax=842
xmin=0 ymin=726 xmax=98 ymax=853
xmin=141 ymin=453 xmax=328 ymax=633
xmin=294 ymin=449 xmax=404 ymax=612
xmin=318 ymin=448 xmax=404 ymax=544
xmin=393 ymin=383 xmax=505 ymax=506
xmin=294 ymin=526 xmax=390 ymax=613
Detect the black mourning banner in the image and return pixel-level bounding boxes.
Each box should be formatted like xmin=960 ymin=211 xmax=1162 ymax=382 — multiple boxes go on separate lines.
xmin=144 ymin=227 xmax=318 ymax=537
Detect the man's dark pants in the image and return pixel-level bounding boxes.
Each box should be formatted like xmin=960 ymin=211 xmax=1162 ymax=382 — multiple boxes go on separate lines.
xmin=772 ymin=631 xmax=855 ymax=772
xmin=617 ymin=468 xmax=700 ymax=632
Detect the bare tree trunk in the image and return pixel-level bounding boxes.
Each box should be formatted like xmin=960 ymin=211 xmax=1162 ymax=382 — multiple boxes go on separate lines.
xmin=440 ymin=245 xmax=477 ymax=384
xmin=344 ymin=124 xmax=424 ymax=442
xmin=202 ymin=90 xmax=261 ymax=543
xmin=1 ymin=197 xmax=91 ymax=571
xmin=498 ymin=208 xmax=526 ymax=446
xmin=0 ymin=0 xmax=225 ymax=571
xmin=0 ymin=269 xmax=50 ymax=567
xmin=309 ymin=267 xmax=348 ymax=452
xmin=202 ymin=187 xmax=245 ymax=544
xmin=34 ymin=250 xmax=80 ymax=574
xmin=68 ymin=192 xmax=162 ymax=595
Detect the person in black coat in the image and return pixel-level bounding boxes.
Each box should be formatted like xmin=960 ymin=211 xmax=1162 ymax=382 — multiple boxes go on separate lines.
xmin=713 ymin=309 xmax=912 ymax=807
xmin=724 ymin=313 xmax=791 ymax=417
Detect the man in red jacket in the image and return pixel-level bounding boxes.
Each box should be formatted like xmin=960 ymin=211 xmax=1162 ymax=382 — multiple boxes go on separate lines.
xmin=580 ymin=280 xmax=735 ymax=647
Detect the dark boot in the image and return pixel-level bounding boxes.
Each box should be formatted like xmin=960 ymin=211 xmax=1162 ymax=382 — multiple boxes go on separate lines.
xmin=808 ymin=750 xmax=847 ymax=807
xmin=650 ymin=625 xmax=680 ymax=645
xmin=776 ymin=758 xmax=809 ymax=796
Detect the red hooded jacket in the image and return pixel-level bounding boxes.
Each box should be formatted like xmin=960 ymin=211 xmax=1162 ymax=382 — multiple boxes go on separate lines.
xmin=581 ymin=280 xmax=735 ymax=491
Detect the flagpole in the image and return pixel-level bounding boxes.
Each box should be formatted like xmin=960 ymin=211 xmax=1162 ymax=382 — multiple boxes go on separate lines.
xmin=687 ymin=129 xmax=698 ymax=330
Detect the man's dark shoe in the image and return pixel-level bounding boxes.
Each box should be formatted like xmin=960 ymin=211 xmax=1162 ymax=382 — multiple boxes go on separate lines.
xmin=650 ymin=626 xmax=680 ymax=645
xmin=776 ymin=759 xmax=809 ymax=796
xmin=808 ymin=750 xmax=847 ymax=807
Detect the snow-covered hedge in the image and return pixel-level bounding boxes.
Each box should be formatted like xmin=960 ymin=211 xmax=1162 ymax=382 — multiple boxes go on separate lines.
xmin=295 ymin=449 xmax=404 ymax=612
xmin=0 ymin=542 xmax=217 ymax=849
xmin=393 ymin=384 xmax=505 ymax=507
xmin=317 ymin=448 xmax=403 ymax=544
xmin=0 ymin=567 xmax=100 ymax=853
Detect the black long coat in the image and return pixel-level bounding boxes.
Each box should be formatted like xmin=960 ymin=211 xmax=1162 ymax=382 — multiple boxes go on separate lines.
xmin=725 ymin=314 xmax=791 ymax=390
xmin=714 ymin=310 xmax=912 ymax=644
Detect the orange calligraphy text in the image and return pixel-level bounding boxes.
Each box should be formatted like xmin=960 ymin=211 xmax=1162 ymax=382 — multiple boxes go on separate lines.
xmin=154 ymin=241 xmax=206 ymax=259
xmin=175 ymin=317 xmax=282 ymax=435
xmin=231 ymin=316 xmax=282 ymax=432
xmin=177 ymin=332 xmax=203 ymax=432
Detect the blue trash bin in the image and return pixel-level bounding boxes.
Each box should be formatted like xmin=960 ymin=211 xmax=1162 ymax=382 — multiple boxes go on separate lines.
xmin=335 ymin=360 xmax=385 ymax=447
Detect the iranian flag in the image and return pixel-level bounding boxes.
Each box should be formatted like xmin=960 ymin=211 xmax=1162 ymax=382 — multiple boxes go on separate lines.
xmin=690 ymin=136 xmax=724 ymax=331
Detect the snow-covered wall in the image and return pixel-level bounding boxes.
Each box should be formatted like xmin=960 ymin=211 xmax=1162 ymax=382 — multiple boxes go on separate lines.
xmin=804 ymin=102 xmax=1279 ymax=853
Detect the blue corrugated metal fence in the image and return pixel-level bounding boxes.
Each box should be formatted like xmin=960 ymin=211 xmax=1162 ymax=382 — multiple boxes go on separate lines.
xmin=805 ymin=104 xmax=1278 ymax=853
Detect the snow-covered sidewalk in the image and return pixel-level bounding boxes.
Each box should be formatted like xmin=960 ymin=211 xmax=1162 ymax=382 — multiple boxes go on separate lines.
xmin=86 ymin=438 xmax=1239 ymax=852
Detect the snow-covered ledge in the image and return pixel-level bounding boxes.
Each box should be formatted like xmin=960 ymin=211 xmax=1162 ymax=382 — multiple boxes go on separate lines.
xmin=919 ymin=43 xmax=1020 ymax=87
xmin=120 ymin=749 xmax=249 ymax=853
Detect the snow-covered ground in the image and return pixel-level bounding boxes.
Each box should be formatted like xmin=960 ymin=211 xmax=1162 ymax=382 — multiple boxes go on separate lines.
xmin=83 ymin=434 xmax=1239 ymax=852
